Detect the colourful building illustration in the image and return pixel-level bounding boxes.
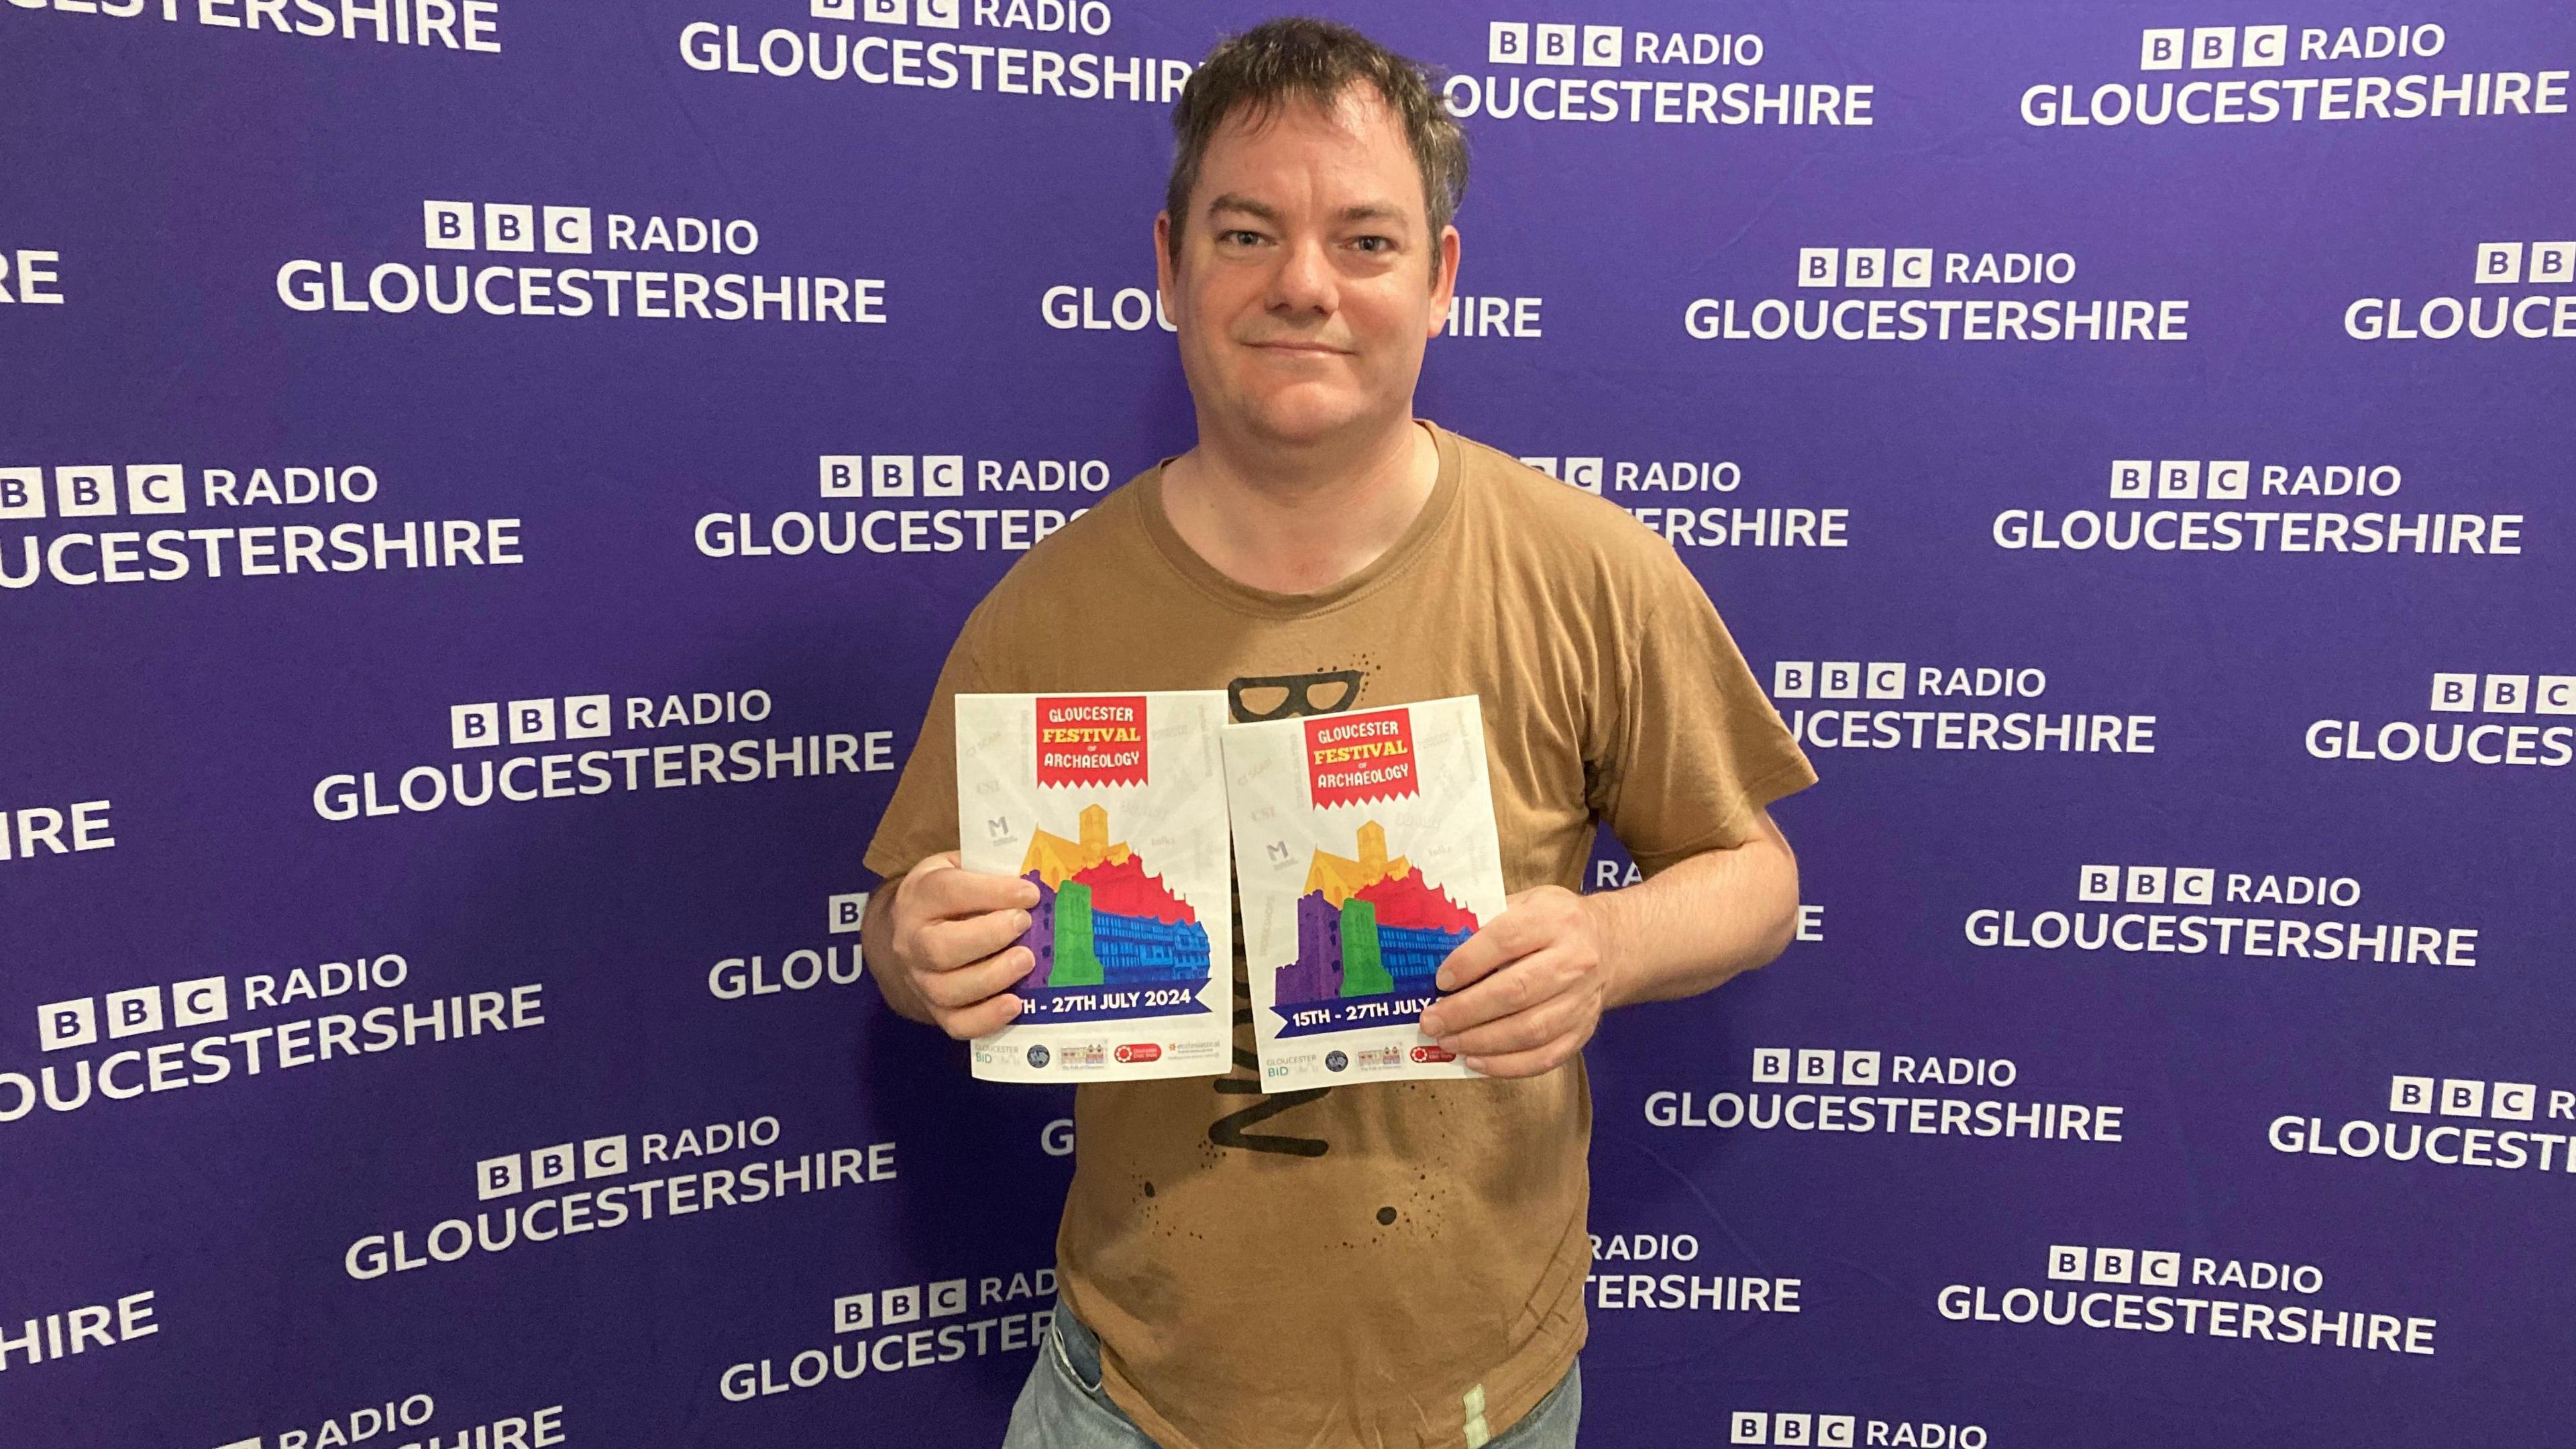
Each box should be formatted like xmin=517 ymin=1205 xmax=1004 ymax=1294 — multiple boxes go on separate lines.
xmin=1277 ymin=821 xmax=1478 ymax=1006
xmin=1016 ymin=805 xmax=1210 ymax=993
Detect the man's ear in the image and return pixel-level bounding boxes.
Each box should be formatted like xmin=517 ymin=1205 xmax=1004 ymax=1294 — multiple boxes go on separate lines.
xmin=1425 ymin=224 xmax=1461 ymax=339
xmin=1154 ymin=210 xmax=1178 ymax=317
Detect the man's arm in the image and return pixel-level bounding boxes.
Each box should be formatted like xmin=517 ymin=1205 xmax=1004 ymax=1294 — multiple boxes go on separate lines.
xmin=1416 ymin=810 xmax=1799 ymax=1077
xmin=863 ymin=852 xmax=1042 ymax=1038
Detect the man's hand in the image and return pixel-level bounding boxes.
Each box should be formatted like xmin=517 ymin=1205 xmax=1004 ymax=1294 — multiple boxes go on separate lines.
xmin=1415 ymin=885 xmax=1612 ymax=1079
xmin=865 ymin=852 xmax=1042 ymax=1040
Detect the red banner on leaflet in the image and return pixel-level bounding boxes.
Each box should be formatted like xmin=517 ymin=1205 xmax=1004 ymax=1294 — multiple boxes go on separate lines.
xmin=1304 ymin=708 xmax=1419 ymax=808
xmin=1036 ymin=696 xmax=1148 ymax=788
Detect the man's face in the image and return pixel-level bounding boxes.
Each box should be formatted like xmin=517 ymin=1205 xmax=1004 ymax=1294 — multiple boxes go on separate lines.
xmin=1157 ymin=87 xmax=1459 ymax=450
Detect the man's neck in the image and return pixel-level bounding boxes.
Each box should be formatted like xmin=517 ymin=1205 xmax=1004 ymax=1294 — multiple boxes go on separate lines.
xmin=1159 ymin=414 xmax=1440 ymax=596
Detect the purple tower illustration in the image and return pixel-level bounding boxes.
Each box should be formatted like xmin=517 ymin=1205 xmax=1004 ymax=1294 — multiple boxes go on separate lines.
xmin=1277 ymin=891 xmax=1346 ymax=1005
xmin=1016 ymin=874 xmax=1057 ymax=992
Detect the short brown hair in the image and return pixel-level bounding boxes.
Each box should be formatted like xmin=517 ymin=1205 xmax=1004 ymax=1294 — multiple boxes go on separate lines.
xmin=1165 ymin=17 xmax=1468 ymax=266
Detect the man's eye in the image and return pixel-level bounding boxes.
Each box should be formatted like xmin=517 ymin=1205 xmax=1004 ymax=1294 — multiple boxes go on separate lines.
xmin=1352 ymin=236 xmax=1393 ymax=253
xmin=1223 ymin=230 xmax=1265 ymax=246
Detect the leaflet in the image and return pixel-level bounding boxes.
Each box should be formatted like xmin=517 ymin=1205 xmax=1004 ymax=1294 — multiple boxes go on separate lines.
xmin=956 ymin=691 xmax=1233 ymax=1083
xmin=1222 ymin=695 xmax=1507 ymax=1089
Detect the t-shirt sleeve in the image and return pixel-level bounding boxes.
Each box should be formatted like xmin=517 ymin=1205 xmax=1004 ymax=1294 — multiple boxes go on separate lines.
xmin=1587 ymin=550 xmax=1817 ymax=875
xmin=861 ymin=611 xmax=993 ymax=881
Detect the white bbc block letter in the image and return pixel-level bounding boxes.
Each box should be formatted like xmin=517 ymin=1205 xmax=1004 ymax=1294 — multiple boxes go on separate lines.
xmin=2206 ymin=460 xmax=2249 ymax=500
xmin=1773 ymin=1415 xmax=1813 ymax=1447
xmin=584 ymin=1134 xmax=630 ymax=1177
xmin=922 ymin=455 xmax=964 ymax=497
xmin=917 ymin=0 xmax=959 ymax=26
xmin=2531 ymin=241 xmax=2576 ymax=286
xmin=543 ymin=206 xmax=594 ymax=255
xmin=483 ymin=203 xmax=535 ymax=254
xmin=2428 ymin=674 xmax=2477 ymax=713
xmin=1489 ymin=21 xmax=1529 ymax=64
xmin=2156 ymin=460 xmax=2200 ymax=499
xmin=820 ymin=455 xmax=864 ymax=498
xmin=0 ymin=467 xmax=44 ymax=520
xmin=1535 ymin=23 xmax=1576 ymax=66
xmin=2093 ymin=1247 xmax=2134 ymax=1283
xmin=2171 ymin=867 xmax=2215 ymax=906
xmin=871 ymin=455 xmax=916 ymax=497
xmin=929 ymin=1278 xmax=968 ymax=1316
xmin=564 ymin=694 xmax=612 ymax=739
xmin=2387 ymin=1075 xmax=2434 ymax=1113
xmin=476 ymin=1154 xmax=524 ymax=1200
xmin=2535 ymin=676 xmax=2576 ymax=716
xmin=2190 ymin=27 xmax=2235 ymax=68
xmin=835 ymin=1293 xmax=873 ymax=1332
xmin=1731 ymin=1411 xmax=1770 ymax=1445
xmin=452 ymin=702 xmax=501 ymax=749
xmin=881 ymin=1285 xmax=922 ymax=1324
xmin=2489 ymin=1082 xmax=2536 ymax=1121
xmin=2140 ymin=28 xmax=2186 ymax=70
xmin=2078 ymin=865 xmax=2119 ymax=902
xmin=2438 ymin=1079 xmax=2485 ymax=1118
xmin=38 ymin=998 xmax=99 ymax=1052
xmin=2241 ymin=23 xmax=2288 ymax=66
xmin=1818 ymin=662 xmax=1860 ymax=700
xmin=57 ymin=465 xmax=117 ymax=518
xmin=125 ymin=464 xmax=186 ymax=516
xmin=1798 ymin=248 xmax=1839 ymax=288
xmin=531 ymin=1142 xmax=576 ymax=1189
xmin=506 ymin=698 xmax=557 ymax=745
xmin=2047 ymin=1244 xmax=2087 ymax=1280
xmin=830 ymin=891 xmax=871 ymax=934
xmin=812 ymin=0 xmax=855 ymax=17
xmin=1892 ymin=247 xmax=1933 ymax=288
xmin=1817 ymin=1417 xmax=1856 ymax=1449
xmin=1842 ymin=248 xmax=1886 ymax=288
xmin=2124 ymin=865 xmax=2167 ymax=904
xmin=171 ymin=976 xmax=229 ymax=1028
xmin=863 ymin=0 xmax=906 ymax=19
xmin=2475 ymin=242 xmax=2524 ymax=285
xmin=1866 ymin=662 xmax=1906 ymax=699
xmin=1772 ymin=662 xmax=1814 ymax=700
xmin=425 ymin=200 xmax=476 ymax=250
xmin=1841 ymin=1049 xmax=1882 ymax=1086
xmin=2109 ymin=460 xmax=2151 ymax=499
xmin=1566 ymin=458 xmax=1605 ymax=494
xmin=1752 ymin=1047 xmax=1790 ymax=1083
xmin=104 ymin=985 xmax=164 ymax=1040
xmin=2141 ymin=1250 xmax=2182 ymax=1286
xmin=1796 ymin=1048 xmax=1836 ymax=1084
xmin=1581 ymin=25 xmax=1622 ymax=67
xmin=2482 ymin=675 xmax=2530 ymax=714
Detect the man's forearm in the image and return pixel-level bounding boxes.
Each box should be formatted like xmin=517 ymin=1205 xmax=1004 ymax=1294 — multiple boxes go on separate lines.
xmin=1593 ymin=813 xmax=1800 ymax=1009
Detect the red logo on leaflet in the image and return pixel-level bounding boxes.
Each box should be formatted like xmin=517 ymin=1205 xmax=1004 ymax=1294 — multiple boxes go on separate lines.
xmin=1411 ymin=1044 xmax=1456 ymax=1064
xmin=1036 ymin=696 xmax=1148 ymax=788
xmin=1305 ymin=708 xmax=1419 ymax=809
xmin=1114 ymin=1043 xmax=1162 ymax=1064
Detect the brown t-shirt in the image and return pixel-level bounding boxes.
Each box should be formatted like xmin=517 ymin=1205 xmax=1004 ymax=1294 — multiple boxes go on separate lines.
xmin=864 ymin=421 xmax=1815 ymax=1449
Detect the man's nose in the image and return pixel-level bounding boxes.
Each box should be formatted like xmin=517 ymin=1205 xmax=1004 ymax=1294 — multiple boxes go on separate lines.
xmin=1266 ymin=235 xmax=1338 ymax=319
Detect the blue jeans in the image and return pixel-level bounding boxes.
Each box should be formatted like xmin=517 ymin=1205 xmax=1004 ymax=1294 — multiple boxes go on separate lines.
xmin=1002 ymin=1296 xmax=1581 ymax=1448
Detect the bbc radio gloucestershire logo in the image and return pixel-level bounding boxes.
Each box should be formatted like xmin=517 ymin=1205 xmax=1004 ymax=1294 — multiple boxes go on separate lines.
xmin=1644 ymin=1044 xmax=2127 ymax=1147
xmin=2306 ymin=670 xmax=2576 ymax=769
xmin=276 ymin=197 xmax=885 ymax=325
xmin=694 ymin=451 xmax=1118 ymax=561
xmin=679 ymin=1 xmax=1197 ymax=106
xmin=7 ymin=0 xmax=500 ymax=53
xmin=1768 ymin=659 xmax=2157 ymax=756
xmin=311 ymin=687 xmax=896 ymax=822
xmin=2023 ymin=21 xmax=2568 ymax=129
xmin=1517 ymin=449 xmax=1849 ymax=553
xmin=1685 ymin=246 xmax=2188 ymax=345
xmin=716 ymin=1264 xmax=1060 ymax=1401
xmin=2271 ymin=1072 xmax=2576 ymax=1175
xmin=1966 ymin=861 xmax=2479 ymax=969
xmin=1991 ymin=451 xmax=2526 ymax=559
xmin=706 ymin=892 xmax=871 ymax=1002
xmin=1729 ymin=1409 xmax=1987 ymax=1448
xmin=1443 ymin=19 xmax=1876 ymax=129
xmin=1939 ymin=1241 xmax=2436 ymax=1357
xmin=2346 ymin=239 xmax=2576 ymax=343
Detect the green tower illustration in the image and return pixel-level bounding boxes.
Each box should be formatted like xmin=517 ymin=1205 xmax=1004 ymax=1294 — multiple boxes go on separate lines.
xmin=1338 ymin=896 xmax=1391 ymax=996
xmin=1051 ymin=880 xmax=1104 ymax=987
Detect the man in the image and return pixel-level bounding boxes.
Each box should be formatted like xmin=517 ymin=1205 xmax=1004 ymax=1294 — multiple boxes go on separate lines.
xmin=861 ymin=18 xmax=1813 ymax=1449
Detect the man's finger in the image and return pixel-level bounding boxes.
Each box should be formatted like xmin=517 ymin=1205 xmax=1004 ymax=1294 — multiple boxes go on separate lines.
xmin=1422 ymin=950 xmax=1574 ymax=1038
xmin=936 ymin=991 xmax=1026 ymax=1042
xmin=1432 ymin=909 xmax=1542 ymax=993
xmin=917 ymin=908 xmax=1033 ymax=972
xmin=910 ymin=858 xmax=1042 ymax=919
xmin=1442 ymin=990 xmax=1585 ymax=1059
xmin=916 ymin=946 xmax=1036 ymax=1010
